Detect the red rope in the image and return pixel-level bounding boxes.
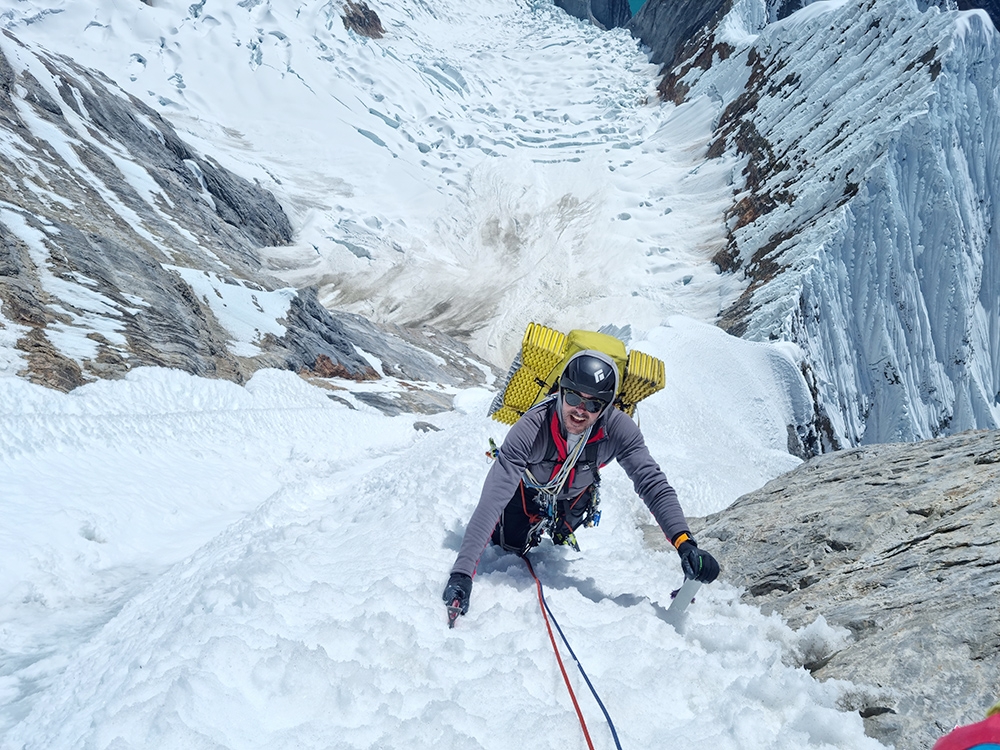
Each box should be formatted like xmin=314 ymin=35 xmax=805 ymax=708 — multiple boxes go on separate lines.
xmin=525 ymin=557 xmax=596 ymax=750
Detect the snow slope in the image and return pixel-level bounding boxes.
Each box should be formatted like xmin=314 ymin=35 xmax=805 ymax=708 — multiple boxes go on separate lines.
xmin=0 ymin=0 xmax=943 ymax=745
xmin=1 ymin=323 xmax=883 ymax=749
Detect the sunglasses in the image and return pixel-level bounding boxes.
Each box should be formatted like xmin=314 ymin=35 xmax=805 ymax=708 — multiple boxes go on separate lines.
xmin=562 ymin=388 xmax=607 ymax=414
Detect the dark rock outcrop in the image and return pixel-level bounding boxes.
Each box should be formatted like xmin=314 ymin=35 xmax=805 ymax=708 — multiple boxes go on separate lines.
xmin=627 ymin=0 xmax=729 ymax=68
xmin=342 ymin=0 xmax=386 ymax=40
xmin=673 ymin=430 xmax=1000 ymax=750
xmin=626 ymin=0 xmax=995 ymax=74
xmin=556 ymin=0 xmax=632 ymax=30
xmin=627 ymin=0 xmax=809 ymax=68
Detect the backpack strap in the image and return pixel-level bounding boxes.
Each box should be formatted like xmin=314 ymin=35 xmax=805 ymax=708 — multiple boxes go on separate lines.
xmin=584 ymin=437 xmax=602 ymax=486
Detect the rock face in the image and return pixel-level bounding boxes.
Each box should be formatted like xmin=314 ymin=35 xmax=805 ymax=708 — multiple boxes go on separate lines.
xmin=341 ymin=0 xmax=386 ymax=39
xmin=629 ymin=0 xmax=1000 ymax=69
xmin=683 ymin=429 xmax=1000 ymax=750
xmin=627 ymin=0 xmax=807 ymax=68
xmin=555 ymin=0 xmax=632 ymax=30
xmin=0 ymin=32 xmax=493 ymax=404
xmin=627 ymin=0 xmax=729 ymax=67
xmin=955 ymin=0 xmax=1000 ymax=28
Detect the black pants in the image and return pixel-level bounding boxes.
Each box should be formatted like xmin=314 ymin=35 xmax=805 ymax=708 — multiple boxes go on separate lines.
xmin=491 ymin=482 xmax=596 ymax=555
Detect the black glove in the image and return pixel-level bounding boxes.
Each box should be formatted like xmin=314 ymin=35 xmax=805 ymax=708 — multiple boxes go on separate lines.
xmin=442 ymin=572 xmax=473 ymax=615
xmin=678 ymin=540 xmax=720 ymax=583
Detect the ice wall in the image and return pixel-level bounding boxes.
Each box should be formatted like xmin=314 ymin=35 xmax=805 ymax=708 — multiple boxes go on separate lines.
xmin=679 ymin=0 xmax=1000 ymax=445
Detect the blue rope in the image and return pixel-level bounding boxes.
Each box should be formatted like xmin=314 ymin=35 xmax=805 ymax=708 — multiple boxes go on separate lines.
xmin=526 ymin=558 xmax=624 ymax=750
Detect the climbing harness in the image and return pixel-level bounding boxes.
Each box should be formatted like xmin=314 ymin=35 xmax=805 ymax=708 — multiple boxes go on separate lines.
xmin=524 ymin=556 xmax=623 ymax=750
xmin=523 ymin=423 xmax=591 ymax=496
xmin=487 ymin=398 xmax=607 ymax=555
xmin=519 ymin=421 xmax=591 ymax=551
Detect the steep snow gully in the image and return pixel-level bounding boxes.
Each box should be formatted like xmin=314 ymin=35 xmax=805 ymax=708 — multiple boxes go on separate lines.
xmin=1 ymin=364 xmax=881 ymax=750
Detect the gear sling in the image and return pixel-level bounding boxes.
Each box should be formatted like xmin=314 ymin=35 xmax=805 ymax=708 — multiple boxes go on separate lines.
xmin=491 ymin=400 xmax=604 ymax=555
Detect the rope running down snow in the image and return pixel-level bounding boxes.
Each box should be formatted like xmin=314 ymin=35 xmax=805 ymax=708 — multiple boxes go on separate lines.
xmin=524 ymin=556 xmax=623 ymax=750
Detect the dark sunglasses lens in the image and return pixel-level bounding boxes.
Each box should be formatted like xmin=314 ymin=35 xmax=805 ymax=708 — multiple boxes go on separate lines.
xmin=563 ymin=389 xmax=604 ymax=413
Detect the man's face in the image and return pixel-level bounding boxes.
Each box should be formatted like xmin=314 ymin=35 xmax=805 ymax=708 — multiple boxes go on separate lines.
xmin=560 ymin=388 xmax=605 ymax=435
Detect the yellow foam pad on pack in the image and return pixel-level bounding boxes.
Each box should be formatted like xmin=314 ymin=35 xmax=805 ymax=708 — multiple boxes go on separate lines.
xmin=493 ymin=322 xmax=568 ymax=423
xmin=491 ymin=405 xmax=523 ymax=425
xmin=490 ymin=322 xmax=666 ymax=424
xmin=521 ymin=322 xmax=567 ymax=379
xmin=618 ymin=349 xmax=666 ymax=416
xmin=503 ymin=366 xmax=545 ymax=413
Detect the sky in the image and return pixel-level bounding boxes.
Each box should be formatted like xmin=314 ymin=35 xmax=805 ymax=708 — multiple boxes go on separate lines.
xmin=0 ymin=0 xmax=902 ymax=747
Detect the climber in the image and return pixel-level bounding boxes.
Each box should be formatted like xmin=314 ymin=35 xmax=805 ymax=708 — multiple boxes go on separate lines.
xmin=443 ymin=349 xmax=719 ymax=618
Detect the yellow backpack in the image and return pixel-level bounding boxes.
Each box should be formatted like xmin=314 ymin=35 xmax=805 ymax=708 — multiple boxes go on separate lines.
xmin=488 ymin=322 xmax=666 ymax=424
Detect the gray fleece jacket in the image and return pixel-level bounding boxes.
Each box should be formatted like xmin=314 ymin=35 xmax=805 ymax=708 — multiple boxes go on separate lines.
xmin=451 ymin=394 xmax=690 ymax=578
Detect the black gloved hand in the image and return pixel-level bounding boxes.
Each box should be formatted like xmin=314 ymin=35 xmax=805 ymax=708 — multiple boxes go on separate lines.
xmin=678 ymin=540 xmax=720 ymax=583
xmin=442 ymin=572 xmax=473 ymax=615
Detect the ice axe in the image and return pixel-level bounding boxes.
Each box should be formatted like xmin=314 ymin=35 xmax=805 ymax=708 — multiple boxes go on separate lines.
xmin=446 ymin=598 xmax=464 ymax=628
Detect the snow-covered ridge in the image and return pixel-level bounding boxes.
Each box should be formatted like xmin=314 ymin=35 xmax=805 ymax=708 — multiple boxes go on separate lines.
xmin=0 ymin=351 xmax=864 ymax=749
xmin=673 ymin=0 xmax=1000 ymax=445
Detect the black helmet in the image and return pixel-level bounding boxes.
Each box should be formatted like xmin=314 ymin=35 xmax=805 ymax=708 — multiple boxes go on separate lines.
xmin=559 ymin=351 xmax=617 ymax=404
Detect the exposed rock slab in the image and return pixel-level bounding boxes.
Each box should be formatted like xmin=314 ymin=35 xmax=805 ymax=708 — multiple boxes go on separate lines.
xmin=627 ymin=0 xmax=730 ymax=68
xmin=628 ymin=0 xmax=1000 ymax=70
xmin=676 ymin=430 xmax=1000 ymax=750
xmin=627 ymin=0 xmax=807 ymax=68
